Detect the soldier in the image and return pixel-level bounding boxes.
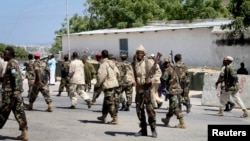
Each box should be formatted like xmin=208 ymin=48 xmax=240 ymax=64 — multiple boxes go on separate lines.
xmin=24 ymin=52 xmax=53 ymax=112
xmin=117 ymin=53 xmax=135 ymax=111
xmin=174 ymin=54 xmax=191 ymax=113
xmin=91 ymin=53 xmax=102 ymax=105
xmin=82 ymin=55 xmax=96 ymax=92
xmin=161 ymin=57 xmax=186 ymax=129
xmin=0 ymin=46 xmax=28 ymax=141
xmin=96 ymin=50 xmax=120 ymax=124
xmin=68 ymin=52 xmax=91 ymax=109
xmin=148 ymin=54 xmax=163 ymax=109
xmin=133 ymin=45 xmax=157 ymax=138
xmin=23 ymin=53 xmax=35 ymax=98
xmin=215 ymin=56 xmax=248 ymax=118
xmin=57 ymin=55 xmax=70 ymax=96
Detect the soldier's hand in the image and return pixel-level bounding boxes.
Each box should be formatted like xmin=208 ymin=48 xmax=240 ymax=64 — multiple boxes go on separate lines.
xmin=146 ymin=77 xmax=152 ymax=84
xmin=38 ymin=81 xmax=45 ymax=87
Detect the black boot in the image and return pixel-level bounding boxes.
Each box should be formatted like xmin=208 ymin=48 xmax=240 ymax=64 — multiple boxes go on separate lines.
xmin=119 ymin=102 xmax=127 ymax=111
xmin=86 ymin=100 xmax=91 ymax=109
xmin=124 ymin=104 xmax=130 ymax=111
xmin=135 ymin=123 xmax=147 ymax=137
xmin=224 ymin=103 xmax=230 ymax=111
xmin=151 ymin=127 xmax=157 ymax=138
xmin=56 ymin=92 xmax=61 ymax=97
xmin=228 ymin=101 xmax=235 ymax=112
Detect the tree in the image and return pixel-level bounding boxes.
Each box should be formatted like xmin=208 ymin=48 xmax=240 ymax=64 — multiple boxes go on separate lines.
xmin=224 ymin=0 xmax=250 ymax=37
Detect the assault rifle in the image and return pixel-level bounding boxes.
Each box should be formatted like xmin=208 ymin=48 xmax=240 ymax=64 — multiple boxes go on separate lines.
xmin=140 ymin=52 xmax=162 ymax=109
xmin=170 ymin=50 xmax=174 ymax=64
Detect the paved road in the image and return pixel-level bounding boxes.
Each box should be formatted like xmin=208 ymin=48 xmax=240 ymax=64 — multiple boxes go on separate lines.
xmin=1 ymin=79 xmax=249 ymax=141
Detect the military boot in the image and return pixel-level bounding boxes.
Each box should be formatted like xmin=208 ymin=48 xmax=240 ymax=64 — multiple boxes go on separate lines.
xmin=124 ymin=104 xmax=130 ymax=111
xmin=151 ymin=127 xmax=157 ymax=138
xmin=241 ymin=109 xmax=248 ymax=118
xmin=119 ymin=102 xmax=127 ymax=111
xmin=228 ymin=101 xmax=235 ymax=112
xmin=186 ymin=103 xmax=192 ymax=113
xmin=91 ymin=98 xmax=96 ymax=105
xmin=97 ymin=115 xmax=107 ymax=123
xmin=85 ymin=100 xmax=91 ymax=109
xmin=16 ymin=128 xmax=28 ymax=141
xmin=161 ymin=117 xmax=170 ymax=126
xmin=24 ymin=103 xmax=33 ymax=111
xmin=107 ymin=117 xmax=118 ymax=125
xmin=217 ymin=109 xmax=224 ymax=116
xmin=46 ymin=102 xmax=53 ymax=112
xmin=174 ymin=117 xmax=186 ymax=129
xmin=135 ymin=123 xmax=147 ymax=137
xmin=56 ymin=92 xmax=61 ymax=96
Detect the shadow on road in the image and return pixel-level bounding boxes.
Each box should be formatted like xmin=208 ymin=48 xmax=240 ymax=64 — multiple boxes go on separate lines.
xmin=104 ymin=131 xmax=135 ymax=136
xmin=0 ymin=135 xmax=16 ymax=140
xmin=79 ymin=120 xmax=103 ymax=124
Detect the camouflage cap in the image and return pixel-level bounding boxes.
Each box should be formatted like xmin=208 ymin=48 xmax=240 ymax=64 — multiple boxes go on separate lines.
xmin=164 ymin=57 xmax=171 ymax=63
xmin=120 ymin=53 xmax=127 ymax=57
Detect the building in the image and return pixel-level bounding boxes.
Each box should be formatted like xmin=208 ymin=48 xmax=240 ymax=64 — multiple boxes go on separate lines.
xmin=61 ymin=19 xmax=250 ymax=71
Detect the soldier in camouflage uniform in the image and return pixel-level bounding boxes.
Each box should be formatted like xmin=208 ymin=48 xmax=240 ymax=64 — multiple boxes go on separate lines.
xmin=161 ymin=57 xmax=186 ymax=129
xmin=24 ymin=52 xmax=53 ymax=112
xmin=215 ymin=56 xmax=248 ymax=118
xmin=23 ymin=53 xmax=35 ymax=98
xmin=57 ymin=55 xmax=70 ymax=96
xmin=133 ymin=45 xmax=157 ymax=138
xmin=96 ymin=50 xmax=120 ymax=124
xmin=82 ymin=55 xmax=96 ymax=92
xmin=117 ymin=53 xmax=135 ymax=111
xmin=0 ymin=47 xmax=28 ymax=141
xmin=174 ymin=54 xmax=191 ymax=113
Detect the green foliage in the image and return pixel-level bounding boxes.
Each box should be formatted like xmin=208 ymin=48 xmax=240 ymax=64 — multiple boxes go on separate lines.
xmin=0 ymin=43 xmax=29 ymax=59
xmin=50 ymin=0 xmax=230 ymax=52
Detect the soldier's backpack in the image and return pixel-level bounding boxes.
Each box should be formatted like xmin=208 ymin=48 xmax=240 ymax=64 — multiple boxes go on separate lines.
xmin=174 ymin=63 xmax=190 ymax=93
xmin=119 ymin=61 xmax=135 ymax=86
xmin=36 ymin=60 xmax=50 ymax=84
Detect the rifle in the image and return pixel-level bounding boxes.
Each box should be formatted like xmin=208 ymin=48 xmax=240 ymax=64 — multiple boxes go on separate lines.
xmin=140 ymin=52 xmax=162 ymax=109
xmin=170 ymin=50 xmax=174 ymax=64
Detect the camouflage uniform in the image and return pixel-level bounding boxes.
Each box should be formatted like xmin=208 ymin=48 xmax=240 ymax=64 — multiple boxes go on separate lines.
xmin=57 ymin=59 xmax=70 ymax=96
xmin=96 ymin=54 xmax=120 ymax=124
xmin=83 ymin=61 xmax=96 ymax=92
xmin=133 ymin=45 xmax=157 ymax=138
xmin=25 ymin=58 xmax=53 ymax=112
xmin=117 ymin=55 xmax=135 ymax=111
xmin=23 ymin=59 xmax=35 ymax=96
xmin=161 ymin=57 xmax=186 ymax=128
xmin=216 ymin=56 xmax=248 ymax=118
xmin=0 ymin=58 xmax=28 ymax=139
xmin=175 ymin=59 xmax=191 ymax=113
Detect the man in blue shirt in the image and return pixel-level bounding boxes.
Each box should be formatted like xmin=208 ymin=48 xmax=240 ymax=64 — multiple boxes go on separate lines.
xmin=47 ymin=55 xmax=57 ymax=85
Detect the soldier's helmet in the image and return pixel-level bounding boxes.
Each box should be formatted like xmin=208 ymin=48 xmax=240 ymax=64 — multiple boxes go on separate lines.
xmin=136 ymin=44 xmax=146 ymax=53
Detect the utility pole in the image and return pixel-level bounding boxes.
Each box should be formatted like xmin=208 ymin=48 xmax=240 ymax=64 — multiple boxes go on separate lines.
xmin=66 ymin=0 xmax=71 ymax=60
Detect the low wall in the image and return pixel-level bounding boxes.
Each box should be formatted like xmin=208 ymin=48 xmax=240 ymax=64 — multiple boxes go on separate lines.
xmin=202 ymin=73 xmax=250 ymax=109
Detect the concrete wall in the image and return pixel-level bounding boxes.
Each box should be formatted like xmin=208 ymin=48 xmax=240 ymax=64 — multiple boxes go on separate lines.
xmin=202 ymin=73 xmax=250 ymax=109
xmin=62 ymin=27 xmax=250 ymax=71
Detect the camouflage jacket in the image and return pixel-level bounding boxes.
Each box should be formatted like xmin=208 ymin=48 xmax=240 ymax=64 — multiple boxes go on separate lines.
xmin=24 ymin=59 xmax=35 ymax=80
xmin=175 ymin=61 xmax=190 ymax=88
xmin=33 ymin=59 xmax=50 ymax=84
xmin=117 ymin=60 xmax=135 ymax=86
xmin=224 ymin=63 xmax=239 ymax=91
xmin=61 ymin=60 xmax=70 ymax=78
xmin=2 ymin=58 xmax=23 ymax=92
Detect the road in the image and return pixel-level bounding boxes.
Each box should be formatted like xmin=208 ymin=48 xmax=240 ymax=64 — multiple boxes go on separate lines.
xmin=0 ymin=79 xmax=249 ymax=141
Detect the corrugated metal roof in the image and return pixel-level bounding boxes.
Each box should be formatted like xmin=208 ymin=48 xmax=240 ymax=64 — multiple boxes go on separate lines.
xmin=69 ymin=19 xmax=232 ymax=36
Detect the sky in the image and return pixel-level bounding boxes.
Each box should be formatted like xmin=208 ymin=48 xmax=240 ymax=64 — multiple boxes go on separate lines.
xmin=0 ymin=0 xmax=86 ymax=45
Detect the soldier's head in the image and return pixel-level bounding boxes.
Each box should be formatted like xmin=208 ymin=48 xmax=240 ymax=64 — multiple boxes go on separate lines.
xmin=225 ymin=56 xmax=233 ymax=65
xmin=33 ymin=52 xmax=41 ymax=60
xmin=101 ymin=50 xmax=109 ymax=59
xmin=3 ymin=46 xmax=15 ymax=61
xmin=72 ymin=52 xmax=78 ymax=59
xmin=136 ymin=45 xmax=146 ymax=61
xmin=28 ymin=53 xmax=33 ymax=60
xmin=120 ymin=53 xmax=127 ymax=61
xmin=95 ymin=53 xmax=102 ymax=61
xmin=163 ymin=57 xmax=171 ymax=68
xmin=109 ymin=54 xmax=116 ymax=61
xmin=64 ymin=55 xmax=69 ymax=61
xmin=174 ymin=54 xmax=182 ymax=63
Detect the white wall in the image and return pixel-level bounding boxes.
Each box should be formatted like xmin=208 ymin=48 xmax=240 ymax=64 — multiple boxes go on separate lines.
xmin=62 ymin=27 xmax=250 ymax=71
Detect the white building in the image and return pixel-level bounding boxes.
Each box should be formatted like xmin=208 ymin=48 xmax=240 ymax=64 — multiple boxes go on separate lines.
xmin=62 ymin=19 xmax=250 ymax=71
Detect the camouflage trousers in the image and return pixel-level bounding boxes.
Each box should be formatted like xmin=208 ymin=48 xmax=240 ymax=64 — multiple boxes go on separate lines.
xmin=102 ymin=88 xmax=117 ymax=118
xmin=58 ymin=78 xmax=70 ymax=92
xmin=69 ymin=84 xmax=90 ymax=106
xmin=135 ymin=88 xmax=156 ymax=129
xmin=0 ymin=91 xmax=28 ymax=130
xmin=181 ymin=87 xmax=190 ymax=105
xmin=166 ymin=94 xmax=184 ymax=119
xmin=29 ymin=83 xmax=52 ymax=104
xmin=118 ymin=85 xmax=133 ymax=106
